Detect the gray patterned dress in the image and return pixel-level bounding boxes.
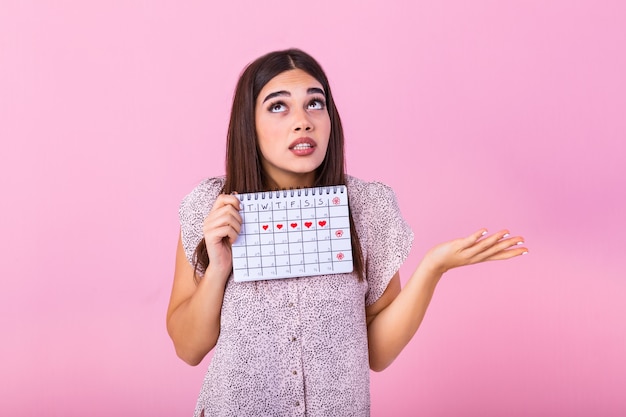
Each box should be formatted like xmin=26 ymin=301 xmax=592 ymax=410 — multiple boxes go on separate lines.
xmin=179 ymin=175 xmax=413 ymax=417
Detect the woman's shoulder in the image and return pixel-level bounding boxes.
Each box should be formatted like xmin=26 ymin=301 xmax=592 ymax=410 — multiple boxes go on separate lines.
xmin=345 ymin=175 xmax=397 ymax=202
xmin=186 ymin=176 xmax=225 ymax=198
xmin=179 ymin=176 xmax=225 ymax=215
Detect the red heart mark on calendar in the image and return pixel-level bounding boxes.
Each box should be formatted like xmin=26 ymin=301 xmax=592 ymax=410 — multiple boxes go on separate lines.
xmin=318 ymin=220 xmax=327 ymax=227
xmin=276 ymin=224 xmax=283 ymax=230
xmin=290 ymin=223 xmax=298 ymax=229
xmin=336 ymin=252 xmax=345 ymax=260
xmin=262 ymin=225 xmax=269 ymax=231
xmin=304 ymin=222 xmax=313 ymax=228
xmin=335 ymin=230 xmax=343 ymax=238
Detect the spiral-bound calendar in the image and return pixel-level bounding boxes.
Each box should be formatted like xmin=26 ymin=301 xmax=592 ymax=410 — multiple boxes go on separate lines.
xmin=231 ymin=185 xmax=353 ymax=282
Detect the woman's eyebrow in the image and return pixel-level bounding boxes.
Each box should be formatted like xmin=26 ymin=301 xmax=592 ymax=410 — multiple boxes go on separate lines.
xmin=262 ymin=87 xmax=326 ymax=103
xmin=308 ymin=87 xmax=325 ymax=96
xmin=262 ymin=91 xmax=289 ymax=103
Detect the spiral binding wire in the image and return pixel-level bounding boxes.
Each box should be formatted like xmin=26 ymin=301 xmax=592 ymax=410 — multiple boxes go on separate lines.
xmin=238 ymin=185 xmax=346 ymax=201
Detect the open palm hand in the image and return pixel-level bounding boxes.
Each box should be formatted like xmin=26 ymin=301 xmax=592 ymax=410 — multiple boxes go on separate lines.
xmin=423 ymin=229 xmax=528 ymax=275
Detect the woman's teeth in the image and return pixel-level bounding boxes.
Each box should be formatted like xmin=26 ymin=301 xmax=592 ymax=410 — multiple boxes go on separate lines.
xmin=292 ymin=143 xmax=312 ymax=150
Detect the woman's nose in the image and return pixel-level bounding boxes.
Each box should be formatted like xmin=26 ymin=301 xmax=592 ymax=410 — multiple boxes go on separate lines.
xmin=293 ymin=109 xmax=313 ymax=132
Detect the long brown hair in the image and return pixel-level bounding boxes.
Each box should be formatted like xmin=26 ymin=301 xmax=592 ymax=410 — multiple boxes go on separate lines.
xmin=193 ymin=49 xmax=365 ymax=281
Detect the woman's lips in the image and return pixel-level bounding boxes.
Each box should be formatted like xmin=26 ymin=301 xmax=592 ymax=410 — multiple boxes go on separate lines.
xmin=289 ymin=137 xmax=317 ymax=156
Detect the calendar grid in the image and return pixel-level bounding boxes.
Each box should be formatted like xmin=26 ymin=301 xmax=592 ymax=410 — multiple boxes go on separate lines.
xmin=231 ymin=186 xmax=354 ymax=282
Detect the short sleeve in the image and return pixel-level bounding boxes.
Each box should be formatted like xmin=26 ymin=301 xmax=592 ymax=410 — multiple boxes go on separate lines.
xmin=364 ymin=182 xmax=413 ymax=306
xmin=178 ymin=177 xmax=225 ymax=266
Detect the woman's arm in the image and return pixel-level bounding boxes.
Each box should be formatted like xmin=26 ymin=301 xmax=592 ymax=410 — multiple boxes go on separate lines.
xmin=366 ymin=229 xmax=528 ymax=372
xmin=166 ymin=236 xmax=229 ymax=365
xmin=166 ymin=194 xmax=242 ymax=366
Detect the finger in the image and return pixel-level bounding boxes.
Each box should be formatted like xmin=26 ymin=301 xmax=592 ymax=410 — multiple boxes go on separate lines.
xmin=210 ymin=193 xmax=241 ymax=213
xmin=224 ymin=210 xmax=243 ymax=235
xmin=204 ymin=223 xmax=240 ymax=246
xmin=469 ymin=229 xmax=489 ymax=244
xmin=473 ymin=236 xmax=527 ymax=262
xmin=483 ymin=245 xmax=529 ymax=261
xmin=205 ymin=203 xmax=243 ymax=226
xmin=218 ymin=224 xmax=241 ymax=245
xmin=203 ymin=211 xmax=243 ymax=237
xmin=463 ymin=229 xmax=509 ymax=257
xmin=454 ymin=229 xmax=488 ymax=253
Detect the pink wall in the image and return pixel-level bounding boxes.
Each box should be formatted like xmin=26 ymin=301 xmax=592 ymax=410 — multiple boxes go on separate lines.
xmin=1 ymin=1 xmax=624 ymax=415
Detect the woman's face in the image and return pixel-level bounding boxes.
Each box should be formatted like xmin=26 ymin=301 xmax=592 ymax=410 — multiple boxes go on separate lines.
xmin=255 ymin=69 xmax=331 ymax=189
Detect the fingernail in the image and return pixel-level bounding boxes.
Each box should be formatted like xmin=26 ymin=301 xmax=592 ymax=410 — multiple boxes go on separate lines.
xmin=522 ymin=251 xmax=529 ymax=255
xmin=503 ymin=233 xmax=510 ymax=238
xmin=481 ymin=230 xmax=488 ymax=236
xmin=517 ymin=241 xmax=524 ymax=245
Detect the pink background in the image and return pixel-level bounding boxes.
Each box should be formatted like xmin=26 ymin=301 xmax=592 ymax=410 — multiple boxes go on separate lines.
xmin=1 ymin=1 xmax=625 ymax=416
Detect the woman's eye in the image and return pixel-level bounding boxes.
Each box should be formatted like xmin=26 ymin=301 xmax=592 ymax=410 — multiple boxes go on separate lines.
xmin=269 ymin=102 xmax=287 ymax=113
xmin=308 ymin=99 xmax=325 ymax=110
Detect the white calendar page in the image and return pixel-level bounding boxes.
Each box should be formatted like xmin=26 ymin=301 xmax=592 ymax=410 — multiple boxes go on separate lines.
xmin=231 ymin=185 xmax=354 ymax=282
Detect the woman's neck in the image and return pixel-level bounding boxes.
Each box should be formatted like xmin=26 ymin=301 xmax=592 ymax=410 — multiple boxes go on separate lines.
xmin=265 ymin=171 xmax=316 ymax=190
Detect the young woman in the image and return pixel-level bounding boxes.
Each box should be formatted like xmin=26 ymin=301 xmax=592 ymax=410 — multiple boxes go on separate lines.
xmin=166 ymin=49 xmax=528 ymax=417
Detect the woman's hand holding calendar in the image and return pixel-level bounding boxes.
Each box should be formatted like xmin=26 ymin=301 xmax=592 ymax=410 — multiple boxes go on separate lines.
xmin=202 ymin=194 xmax=243 ymax=281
